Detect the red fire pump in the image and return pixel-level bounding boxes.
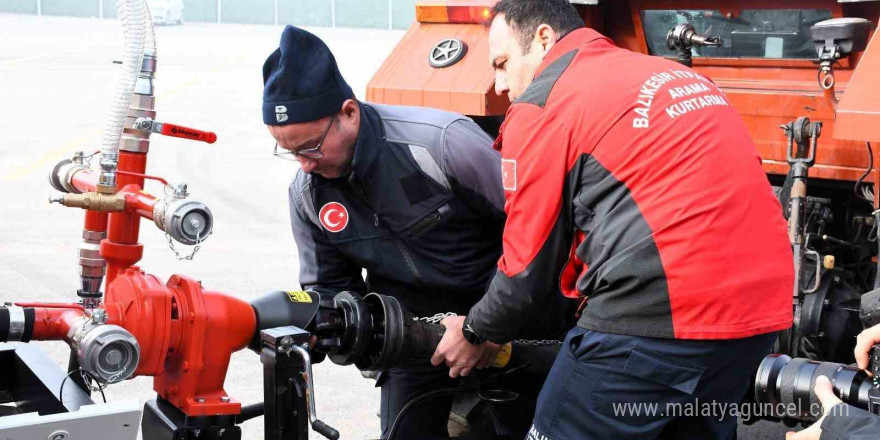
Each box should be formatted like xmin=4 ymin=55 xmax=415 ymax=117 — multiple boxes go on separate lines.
xmin=17 ymin=43 xmax=260 ymax=417
xmin=20 ymin=272 xmax=255 ymax=417
xmin=0 ymin=0 xmax=263 ymax=425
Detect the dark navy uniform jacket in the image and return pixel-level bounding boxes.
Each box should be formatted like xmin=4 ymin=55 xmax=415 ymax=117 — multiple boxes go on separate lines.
xmin=290 ymin=103 xmax=574 ymax=337
xmin=289 ymin=102 xmax=502 ymax=317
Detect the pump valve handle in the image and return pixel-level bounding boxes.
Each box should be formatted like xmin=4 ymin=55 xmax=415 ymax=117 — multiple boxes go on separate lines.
xmin=134 ymin=117 xmax=217 ymax=144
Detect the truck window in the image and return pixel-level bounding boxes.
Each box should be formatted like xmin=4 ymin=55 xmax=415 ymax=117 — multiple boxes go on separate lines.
xmin=641 ymin=9 xmax=833 ymax=59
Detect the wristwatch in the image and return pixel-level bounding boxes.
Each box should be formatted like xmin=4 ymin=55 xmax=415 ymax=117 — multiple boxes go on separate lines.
xmin=462 ymin=322 xmax=485 ymax=345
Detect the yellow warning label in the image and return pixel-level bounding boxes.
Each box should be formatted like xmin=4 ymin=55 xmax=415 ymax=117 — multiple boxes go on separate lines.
xmin=285 ymin=290 xmax=313 ymax=303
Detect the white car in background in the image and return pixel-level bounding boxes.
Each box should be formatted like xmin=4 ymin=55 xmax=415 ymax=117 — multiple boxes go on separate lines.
xmin=147 ymin=0 xmax=184 ymax=25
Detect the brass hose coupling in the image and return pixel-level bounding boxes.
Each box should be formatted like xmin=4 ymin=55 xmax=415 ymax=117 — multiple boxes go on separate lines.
xmin=49 ymin=192 xmax=126 ymax=212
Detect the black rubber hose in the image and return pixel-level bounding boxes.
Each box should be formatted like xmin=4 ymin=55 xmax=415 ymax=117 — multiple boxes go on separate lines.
xmin=22 ymin=308 xmax=34 ymax=342
xmin=385 ymin=388 xmax=474 ymax=440
xmin=0 ymin=306 xmax=35 ymax=342
xmin=397 ymin=319 xmax=561 ymax=375
xmin=397 ymin=318 xmax=446 ymax=364
xmin=0 ymin=307 xmax=9 ymax=341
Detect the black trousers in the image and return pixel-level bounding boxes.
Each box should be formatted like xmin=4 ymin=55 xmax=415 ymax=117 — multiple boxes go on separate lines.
xmin=379 ymin=362 xmax=545 ymax=439
xmin=530 ymin=328 xmax=778 ymax=440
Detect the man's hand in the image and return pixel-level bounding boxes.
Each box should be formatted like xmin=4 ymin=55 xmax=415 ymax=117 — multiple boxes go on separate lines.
xmin=430 ymin=316 xmax=500 ymax=378
xmin=785 ymin=376 xmax=843 ymax=440
xmin=855 ymin=324 xmax=880 ymax=371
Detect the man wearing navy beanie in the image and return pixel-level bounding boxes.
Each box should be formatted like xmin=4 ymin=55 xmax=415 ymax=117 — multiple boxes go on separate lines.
xmin=263 ymin=26 xmax=574 ymax=438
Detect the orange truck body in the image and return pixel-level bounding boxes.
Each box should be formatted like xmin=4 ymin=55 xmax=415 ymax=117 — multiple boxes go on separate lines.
xmin=368 ymin=0 xmax=880 ymax=187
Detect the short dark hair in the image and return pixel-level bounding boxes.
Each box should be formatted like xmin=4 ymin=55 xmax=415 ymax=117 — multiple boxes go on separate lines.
xmin=491 ymin=0 xmax=585 ymax=53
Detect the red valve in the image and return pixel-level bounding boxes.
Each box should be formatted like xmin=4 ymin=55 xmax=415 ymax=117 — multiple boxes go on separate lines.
xmin=158 ymin=122 xmax=217 ymax=144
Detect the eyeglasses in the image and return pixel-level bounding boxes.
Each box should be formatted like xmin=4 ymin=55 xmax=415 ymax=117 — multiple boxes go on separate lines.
xmin=273 ymin=115 xmax=336 ymax=161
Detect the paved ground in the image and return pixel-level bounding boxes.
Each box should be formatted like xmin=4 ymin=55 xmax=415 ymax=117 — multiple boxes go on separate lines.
xmin=0 ymin=13 xmax=793 ymax=440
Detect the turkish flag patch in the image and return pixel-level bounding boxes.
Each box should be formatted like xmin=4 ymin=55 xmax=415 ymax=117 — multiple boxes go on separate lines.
xmin=502 ymin=159 xmax=517 ymax=191
xmin=319 ymin=202 xmax=349 ymax=233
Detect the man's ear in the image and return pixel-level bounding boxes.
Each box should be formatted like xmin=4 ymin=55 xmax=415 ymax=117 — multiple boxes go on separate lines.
xmin=340 ymin=99 xmax=359 ymax=122
xmin=534 ymin=24 xmax=559 ymax=55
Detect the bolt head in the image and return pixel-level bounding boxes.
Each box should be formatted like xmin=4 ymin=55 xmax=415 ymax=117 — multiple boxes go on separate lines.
xmin=174 ymin=183 xmax=189 ymax=198
xmin=221 ymin=396 xmax=230 ymax=402
xmin=48 ymin=430 xmax=69 ymax=440
xmin=91 ymin=309 xmax=108 ymax=324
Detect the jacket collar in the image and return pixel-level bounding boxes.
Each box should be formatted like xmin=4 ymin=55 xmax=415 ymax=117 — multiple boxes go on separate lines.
xmin=347 ymin=102 xmax=384 ymax=186
xmin=533 ymin=28 xmax=608 ymax=78
xmin=311 ymin=102 xmax=384 ymax=189
xmin=495 ymin=29 xmax=609 ymax=153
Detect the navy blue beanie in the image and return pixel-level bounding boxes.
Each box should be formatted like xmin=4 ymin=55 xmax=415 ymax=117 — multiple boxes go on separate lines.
xmin=262 ymin=26 xmax=354 ymax=125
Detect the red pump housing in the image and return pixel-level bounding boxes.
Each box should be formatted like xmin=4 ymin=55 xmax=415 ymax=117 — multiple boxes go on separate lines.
xmin=26 ymin=268 xmax=256 ymax=416
xmin=106 ymin=269 xmax=256 ymax=415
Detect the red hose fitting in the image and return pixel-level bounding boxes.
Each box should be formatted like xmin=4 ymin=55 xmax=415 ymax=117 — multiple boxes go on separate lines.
xmin=29 ymin=306 xmax=86 ymax=342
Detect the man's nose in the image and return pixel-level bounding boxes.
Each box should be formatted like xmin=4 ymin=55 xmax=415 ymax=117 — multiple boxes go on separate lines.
xmin=494 ymin=75 xmax=509 ymax=97
xmin=299 ymin=158 xmax=318 ymax=174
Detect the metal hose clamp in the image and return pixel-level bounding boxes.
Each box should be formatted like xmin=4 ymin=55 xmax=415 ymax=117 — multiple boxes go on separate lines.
xmin=7 ymin=306 xmax=25 ymax=341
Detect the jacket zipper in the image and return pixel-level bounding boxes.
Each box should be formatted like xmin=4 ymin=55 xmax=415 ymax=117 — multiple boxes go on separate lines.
xmin=347 ymin=177 xmax=423 ymax=283
xmin=407 ymin=210 xmax=442 ymax=237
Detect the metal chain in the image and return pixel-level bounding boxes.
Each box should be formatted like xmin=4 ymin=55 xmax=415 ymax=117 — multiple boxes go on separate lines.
xmin=415 ymin=312 xmax=457 ymax=325
xmin=160 ymin=186 xmax=204 ymax=261
xmin=512 ymin=339 xmax=562 ymax=346
xmin=413 ymin=312 xmax=562 ymax=345
xmin=166 ymin=227 xmax=203 ymax=261
xmin=81 ymin=150 xmax=100 ymax=167
xmin=80 ymin=371 xmax=102 ymax=392
xmin=75 ymin=320 xmax=105 ymax=392
xmin=81 ymin=369 xmax=123 ymax=391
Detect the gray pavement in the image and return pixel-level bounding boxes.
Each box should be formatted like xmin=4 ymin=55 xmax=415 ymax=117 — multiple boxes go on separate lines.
xmin=0 ymin=12 xmax=794 ymax=440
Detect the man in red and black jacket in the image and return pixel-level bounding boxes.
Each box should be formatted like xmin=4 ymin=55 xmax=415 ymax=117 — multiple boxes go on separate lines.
xmin=432 ymin=1 xmax=794 ymax=438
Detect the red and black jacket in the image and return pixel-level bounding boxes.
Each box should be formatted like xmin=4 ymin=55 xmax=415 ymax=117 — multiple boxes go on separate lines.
xmin=465 ymin=28 xmax=793 ymax=342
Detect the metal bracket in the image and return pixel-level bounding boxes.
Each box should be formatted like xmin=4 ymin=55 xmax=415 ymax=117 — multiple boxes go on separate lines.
xmin=259 ymin=326 xmax=338 ymax=440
